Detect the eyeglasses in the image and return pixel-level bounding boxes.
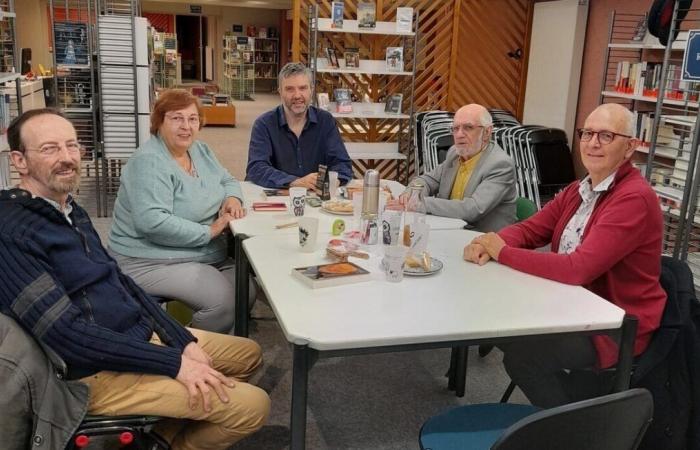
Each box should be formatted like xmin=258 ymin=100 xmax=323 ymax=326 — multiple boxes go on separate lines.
xmin=577 ymin=128 xmax=632 ymax=145
xmin=165 ymin=114 xmax=201 ymax=127
xmin=24 ymin=142 xmax=85 ymax=157
xmin=450 ymin=124 xmax=484 ymax=134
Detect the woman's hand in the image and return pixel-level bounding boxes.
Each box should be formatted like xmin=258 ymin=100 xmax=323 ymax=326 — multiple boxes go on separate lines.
xmin=472 ymin=232 xmax=506 ymax=261
xmin=210 ymin=213 xmax=235 ymax=238
xmin=219 ymin=197 xmax=246 ymax=219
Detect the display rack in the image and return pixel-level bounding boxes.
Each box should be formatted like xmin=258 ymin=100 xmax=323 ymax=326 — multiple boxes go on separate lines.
xmin=153 ymin=31 xmax=177 ymax=89
xmin=600 ymin=6 xmax=700 ymax=288
xmin=222 ymin=34 xmax=255 ymax=100
xmin=0 ymin=71 xmax=20 ymax=189
xmin=49 ymin=0 xmax=101 ymax=215
xmin=254 ymin=36 xmax=279 ymax=91
xmin=308 ymin=4 xmax=419 ymax=183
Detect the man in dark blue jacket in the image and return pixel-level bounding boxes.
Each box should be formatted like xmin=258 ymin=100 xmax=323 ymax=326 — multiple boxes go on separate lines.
xmin=0 ymin=108 xmax=270 ymax=450
xmin=246 ymin=62 xmax=353 ymax=189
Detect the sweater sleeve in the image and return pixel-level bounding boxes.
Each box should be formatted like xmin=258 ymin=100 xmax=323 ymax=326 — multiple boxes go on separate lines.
xmin=498 ymin=190 xmax=655 ymax=285
xmin=124 ymin=153 xmax=212 ymax=248
xmin=0 ymin=237 xmax=184 ymax=378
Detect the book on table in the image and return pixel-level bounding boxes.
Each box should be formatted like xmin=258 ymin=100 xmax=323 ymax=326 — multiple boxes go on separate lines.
xmin=357 ymin=1 xmax=376 ymax=29
xmin=331 ymin=1 xmax=344 ymax=29
xmin=334 ymin=88 xmax=353 ymax=113
xmin=252 ymin=202 xmax=287 ymax=211
xmin=291 ymin=262 xmax=371 ymax=288
xmin=384 ymin=93 xmax=403 ymax=114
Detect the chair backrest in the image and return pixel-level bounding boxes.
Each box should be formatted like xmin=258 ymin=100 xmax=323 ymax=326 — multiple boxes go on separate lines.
xmin=515 ymin=197 xmax=537 ymax=222
xmin=491 ymin=388 xmax=653 ymax=450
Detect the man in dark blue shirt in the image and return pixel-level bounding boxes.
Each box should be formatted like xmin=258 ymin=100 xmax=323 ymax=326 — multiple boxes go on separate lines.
xmin=246 ymin=62 xmax=353 ymax=189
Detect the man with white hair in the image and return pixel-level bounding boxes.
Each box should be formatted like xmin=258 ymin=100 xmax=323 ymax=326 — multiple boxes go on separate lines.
xmin=388 ymin=103 xmax=517 ymax=232
xmin=464 ymin=103 xmax=666 ymax=408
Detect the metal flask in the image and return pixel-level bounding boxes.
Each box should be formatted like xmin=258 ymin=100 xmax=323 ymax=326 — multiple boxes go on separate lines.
xmin=361 ymin=169 xmax=380 ymax=244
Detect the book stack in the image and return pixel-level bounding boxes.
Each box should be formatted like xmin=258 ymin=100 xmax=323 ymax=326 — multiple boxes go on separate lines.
xmin=214 ymin=94 xmax=230 ymax=106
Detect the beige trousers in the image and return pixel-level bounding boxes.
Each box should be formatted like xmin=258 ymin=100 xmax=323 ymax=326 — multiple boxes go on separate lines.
xmin=80 ymin=328 xmax=270 ymax=450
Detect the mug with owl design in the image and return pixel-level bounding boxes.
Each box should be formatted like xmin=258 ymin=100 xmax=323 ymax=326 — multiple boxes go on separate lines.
xmin=298 ymin=216 xmax=319 ymax=253
xmin=289 ymin=187 xmax=307 ymax=217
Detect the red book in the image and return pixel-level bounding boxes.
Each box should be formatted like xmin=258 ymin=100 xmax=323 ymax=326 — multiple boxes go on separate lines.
xmin=252 ymin=202 xmax=287 ymax=211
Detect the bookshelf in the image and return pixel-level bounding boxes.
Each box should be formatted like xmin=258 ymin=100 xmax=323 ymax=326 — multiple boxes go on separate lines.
xmin=153 ymin=32 xmax=178 ymax=89
xmin=0 ymin=71 xmax=19 ymax=190
xmin=601 ymin=10 xmax=700 ymax=288
xmin=308 ymin=4 xmax=419 ymax=182
xmin=254 ymin=36 xmax=279 ymax=91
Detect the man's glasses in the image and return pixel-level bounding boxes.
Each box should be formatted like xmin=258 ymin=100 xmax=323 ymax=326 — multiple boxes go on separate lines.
xmin=577 ymin=128 xmax=632 ymax=145
xmin=166 ymin=114 xmax=201 ymax=127
xmin=450 ymin=124 xmax=484 ymax=134
xmin=24 ymin=142 xmax=85 ymax=157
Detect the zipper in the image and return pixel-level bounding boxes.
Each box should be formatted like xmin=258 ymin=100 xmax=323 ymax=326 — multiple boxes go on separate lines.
xmin=80 ymin=289 xmax=95 ymax=322
xmin=74 ymin=226 xmax=91 ymax=255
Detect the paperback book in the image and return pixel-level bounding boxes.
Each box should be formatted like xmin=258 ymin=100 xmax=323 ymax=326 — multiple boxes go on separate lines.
xmin=252 ymin=202 xmax=287 ymax=211
xmin=326 ymin=48 xmax=340 ymax=68
xmin=357 ymin=1 xmax=377 ymax=29
xmin=334 ymin=88 xmax=353 ymax=113
xmin=317 ymin=92 xmax=330 ymax=110
xmin=291 ymin=262 xmax=371 ymax=288
xmin=384 ymin=93 xmax=403 ymax=114
xmin=385 ymin=47 xmax=404 ymax=72
xmin=331 ymin=1 xmax=345 ymax=29
xmin=344 ymin=48 xmax=360 ymax=69
xmin=396 ymin=7 xmax=413 ymax=33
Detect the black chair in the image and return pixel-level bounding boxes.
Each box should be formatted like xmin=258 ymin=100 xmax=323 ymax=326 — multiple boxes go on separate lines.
xmin=419 ymin=388 xmax=653 ymax=450
xmin=69 ymin=415 xmax=169 ymax=449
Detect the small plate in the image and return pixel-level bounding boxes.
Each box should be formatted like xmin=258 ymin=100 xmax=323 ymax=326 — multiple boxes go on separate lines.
xmin=403 ymin=257 xmax=444 ymax=276
xmin=321 ymin=200 xmax=354 ymax=215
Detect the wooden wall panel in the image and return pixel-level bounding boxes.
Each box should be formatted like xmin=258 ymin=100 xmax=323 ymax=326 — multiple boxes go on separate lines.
xmin=292 ymin=0 xmax=534 ymax=178
xmin=448 ymin=0 xmax=532 ymax=118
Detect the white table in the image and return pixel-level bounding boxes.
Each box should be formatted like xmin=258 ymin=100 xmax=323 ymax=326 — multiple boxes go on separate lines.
xmin=242 ymin=228 xmax=637 ymax=450
xmin=229 ymin=182 xmax=466 ymax=336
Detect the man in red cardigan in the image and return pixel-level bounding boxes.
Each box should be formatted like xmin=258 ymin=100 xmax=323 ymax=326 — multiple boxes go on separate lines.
xmin=464 ymin=103 xmax=667 ymax=407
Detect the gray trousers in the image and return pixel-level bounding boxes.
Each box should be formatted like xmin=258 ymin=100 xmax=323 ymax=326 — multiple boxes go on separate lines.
xmin=501 ymin=335 xmax=598 ymax=408
xmin=111 ymin=252 xmax=252 ymax=334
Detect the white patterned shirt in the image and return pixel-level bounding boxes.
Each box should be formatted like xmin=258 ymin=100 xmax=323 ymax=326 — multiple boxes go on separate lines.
xmin=558 ymin=172 xmax=616 ymax=255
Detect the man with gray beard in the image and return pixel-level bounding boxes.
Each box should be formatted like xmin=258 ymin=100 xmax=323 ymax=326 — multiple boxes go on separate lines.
xmin=388 ymin=104 xmax=517 ymax=232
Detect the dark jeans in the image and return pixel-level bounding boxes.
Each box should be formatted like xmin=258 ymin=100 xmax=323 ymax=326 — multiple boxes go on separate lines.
xmin=501 ymin=335 xmax=598 ymax=408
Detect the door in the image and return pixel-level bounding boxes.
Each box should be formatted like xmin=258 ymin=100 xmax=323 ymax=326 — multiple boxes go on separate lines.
xmin=448 ymin=0 xmax=533 ymax=119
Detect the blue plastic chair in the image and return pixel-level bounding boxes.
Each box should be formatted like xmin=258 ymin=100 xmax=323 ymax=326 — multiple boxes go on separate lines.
xmin=419 ymin=388 xmax=653 ymax=450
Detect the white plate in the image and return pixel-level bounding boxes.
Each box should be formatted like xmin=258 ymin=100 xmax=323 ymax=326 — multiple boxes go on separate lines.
xmin=321 ymin=201 xmax=354 ymax=215
xmin=403 ymin=257 xmax=444 ymax=276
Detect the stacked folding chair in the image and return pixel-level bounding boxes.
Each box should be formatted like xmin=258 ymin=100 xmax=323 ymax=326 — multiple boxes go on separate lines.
xmin=414 ymin=111 xmax=454 ymax=174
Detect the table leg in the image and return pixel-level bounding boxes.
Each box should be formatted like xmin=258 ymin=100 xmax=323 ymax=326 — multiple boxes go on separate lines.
xmin=291 ymin=344 xmax=310 ymax=450
xmin=612 ymin=314 xmax=638 ymax=393
xmin=234 ymin=233 xmax=249 ymax=337
xmin=454 ymin=346 xmax=468 ymax=398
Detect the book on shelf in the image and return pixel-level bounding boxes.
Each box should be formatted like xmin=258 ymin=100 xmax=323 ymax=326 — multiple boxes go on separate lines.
xmin=291 ymin=261 xmax=371 ymax=289
xmin=326 ymin=48 xmax=340 ymax=68
xmin=344 ymin=48 xmax=360 ymax=69
xmin=334 ymin=88 xmax=352 ymax=113
xmin=317 ymin=92 xmax=330 ymax=110
xmin=357 ymin=1 xmax=376 ymax=29
xmin=332 ymin=1 xmax=344 ymax=29
xmin=396 ymin=7 xmax=413 ymax=33
xmin=243 ymin=51 xmax=253 ymax=63
xmin=385 ymin=47 xmax=404 ymax=72
xmin=384 ymin=93 xmax=403 ymax=114
xmin=269 ymin=27 xmax=278 ymax=38
xmin=612 ymin=60 xmax=700 ymax=101
xmin=630 ymin=17 xmax=647 ymax=42
xmin=246 ymin=25 xmax=256 ymax=37
xmin=165 ymin=49 xmax=176 ymax=64
xmin=258 ymin=27 xmax=267 ymax=38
